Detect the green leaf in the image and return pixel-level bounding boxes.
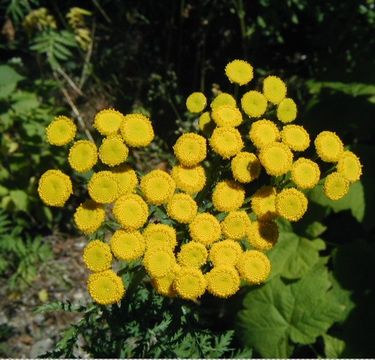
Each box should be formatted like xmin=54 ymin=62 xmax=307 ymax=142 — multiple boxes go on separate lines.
xmin=0 ymin=185 xmax=9 ymax=197
xmin=10 ymin=91 xmax=39 ymax=113
xmin=305 ymin=221 xmax=327 ymax=238
xmin=323 ymin=334 xmax=345 ymax=358
xmin=268 ymin=228 xmax=321 ymax=279
xmin=237 ymin=264 xmax=350 ymax=358
xmin=9 ymin=190 xmax=29 ymax=212
xmin=306 ymin=80 xmax=375 ymax=98
xmin=0 ymin=65 xmax=24 ymax=98
xmin=308 ymin=181 xmax=365 ymax=222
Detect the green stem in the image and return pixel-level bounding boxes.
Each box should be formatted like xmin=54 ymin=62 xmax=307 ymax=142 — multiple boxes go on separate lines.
xmin=234 ymin=84 xmax=239 ymax=102
xmin=234 ymin=0 xmax=248 ymax=57
xmin=126 ymin=266 xmax=147 ymax=300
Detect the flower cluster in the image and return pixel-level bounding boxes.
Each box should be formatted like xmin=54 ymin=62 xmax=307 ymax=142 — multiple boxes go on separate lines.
xmin=39 ymin=59 xmax=363 ymax=305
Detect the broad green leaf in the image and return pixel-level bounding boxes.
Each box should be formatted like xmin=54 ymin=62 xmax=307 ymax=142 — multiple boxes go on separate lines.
xmin=305 ymin=221 xmax=327 ymax=238
xmin=268 ymin=229 xmax=321 ymax=279
xmin=0 ymin=185 xmax=8 ymax=197
xmin=308 ymin=181 xmax=365 ymax=222
xmin=306 ymin=80 xmax=375 ymax=98
xmin=323 ymin=334 xmax=345 ymax=358
xmin=0 ymin=112 xmax=14 ymax=130
xmin=10 ymin=91 xmax=39 ymax=113
xmin=237 ymin=264 xmax=350 ymax=358
xmin=0 ymin=65 xmax=24 ymax=98
xmin=9 ymin=190 xmax=29 ymax=212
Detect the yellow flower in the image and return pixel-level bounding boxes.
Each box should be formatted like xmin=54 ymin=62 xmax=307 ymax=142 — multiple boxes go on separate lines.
xmin=88 ymin=171 xmax=118 ymax=204
xmin=120 ymin=113 xmax=154 ymax=147
xmin=143 ymin=223 xmax=177 ymax=250
xmin=225 ymin=60 xmax=253 ymax=85
xmin=314 ymin=131 xmax=344 ymax=163
xmin=68 ymin=140 xmax=98 ymax=173
xmin=291 ymin=158 xmax=320 ymax=189
xmin=198 ymin=111 xmax=214 ymax=133
xmin=221 ymin=211 xmax=251 ymax=240
xmin=152 ymin=264 xmax=180 ymax=297
xmin=94 ymin=108 xmax=124 ymax=136
xmin=206 ymin=266 xmax=240 ymax=298
xmin=143 ymin=247 xmax=175 ymax=278
xmin=98 ymin=135 xmax=128 ymax=167
xmin=259 ymin=142 xmax=293 ymax=176
xmin=263 ymin=76 xmax=287 ymax=104
xmin=212 ymin=180 xmax=245 ymax=212
xmin=140 ymin=169 xmax=176 ymax=205
xmin=324 ymin=172 xmax=350 ymax=200
xmin=210 ymin=93 xmax=236 ymax=110
xmin=277 ymin=98 xmax=297 ymax=123
xmin=112 ymin=194 xmax=148 ymax=230
xmin=231 ymin=152 xmax=261 ymax=183
xmin=241 ymin=91 xmax=268 ymax=118
xmin=276 ymin=188 xmax=308 ymax=222
xmin=189 ymin=213 xmax=221 ymax=246
xmin=177 ymin=241 xmax=208 ymax=268
xmin=83 ymin=240 xmax=112 ymax=272
xmin=167 ymin=193 xmax=197 ymax=224
xmin=249 ymin=119 xmax=280 ymax=149
xmin=46 ymin=116 xmax=76 ymax=146
xmin=281 ymin=125 xmax=310 ymax=151
xmin=23 ymin=7 xmax=57 ymax=33
xmin=174 ymin=267 xmax=207 ymax=300
xmin=251 ymin=186 xmax=277 ymax=220
xmin=247 ymin=220 xmax=278 ymax=251
xmin=337 ymin=151 xmax=362 ymax=182
xmin=236 ymin=250 xmax=271 ymax=284
xmin=38 ymin=169 xmax=72 ymax=207
xmin=74 ymin=200 xmax=105 ymax=234
xmin=173 ymin=133 xmax=207 ymax=167
xmin=210 ymin=126 xmax=244 ymax=159
xmin=112 ymin=165 xmax=138 ymax=196
xmin=87 ymin=270 xmax=125 ymax=305
xmin=212 ymin=105 xmax=243 ymax=127
xmin=209 ymin=239 xmax=243 ymax=267
xmin=171 ymin=164 xmax=206 ymax=194
xmin=110 ymin=229 xmax=145 ymax=261
xmin=186 ymin=92 xmax=207 ymax=113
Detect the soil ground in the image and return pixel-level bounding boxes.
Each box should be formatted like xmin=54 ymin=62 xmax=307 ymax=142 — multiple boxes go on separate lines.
xmin=0 ymin=234 xmax=90 ymax=358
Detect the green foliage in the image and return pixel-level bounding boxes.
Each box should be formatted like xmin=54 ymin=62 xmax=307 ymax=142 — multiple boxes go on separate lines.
xmin=30 ymin=30 xmax=78 ymax=69
xmin=237 ymin=263 xmax=352 ymax=358
xmin=308 ymin=181 xmax=365 ymax=223
xmin=1 ymin=0 xmax=34 ymax=23
xmin=0 ymin=209 xmax=52 ymax=289
xmin=0 ymin=63 xmax=67 ymax=289
xmin=267 ymin=220 xmax=325 ymax=280
xmin=0 ymin=63 xmax=65 ymax=222
xmin=36 ymin=285 xmax=252 ymax=358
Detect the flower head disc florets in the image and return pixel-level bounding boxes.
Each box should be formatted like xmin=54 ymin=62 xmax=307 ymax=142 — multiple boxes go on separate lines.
xmin=209 ymin=239 xmax=243 ymax=267
xmin=225 ymin=60 xmax=253 ymax=85
xmin=206 ymin=266 xmax=240 ymax=298
xmin=83 ymin=240 xmax=112 ymax=272
xmin=173 ymin=133 xmax=207 ymax=167
xmin=120 ymin=113 xmax=154 ymax=147
xmin=46 ymin=115 xmax=76 ymax=146
xmin=94 ymin=108 xmax=124 ymax=136
xmin=68 ymin=140 xmax=98 ymax=173
xmin=38 ymin=169 xmax=72 ymax=207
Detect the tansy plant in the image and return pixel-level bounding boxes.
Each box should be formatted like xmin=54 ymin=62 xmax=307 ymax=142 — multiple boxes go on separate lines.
xmin=38 ymin=59 xmax=362 ymax=306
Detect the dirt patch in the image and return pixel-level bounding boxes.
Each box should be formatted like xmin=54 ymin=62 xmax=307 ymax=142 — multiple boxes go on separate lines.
xmin=0 ymin=234 xmax=91 ymax=357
